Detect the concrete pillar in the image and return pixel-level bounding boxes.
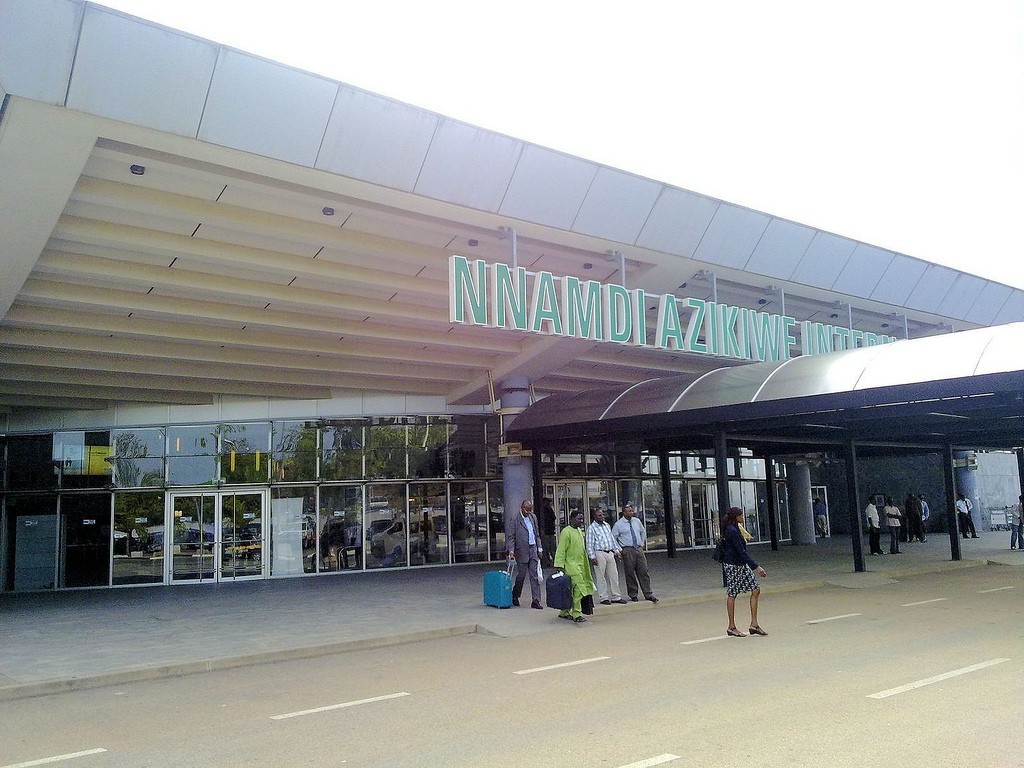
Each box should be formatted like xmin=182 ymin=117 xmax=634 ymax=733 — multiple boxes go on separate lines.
xmin=954 ymin=450 xmax=979 ymax=530
xmin=785 ymin=461 xmax=816 ymax=545
xmin=499 ymin=377 xmax=534 ymax=529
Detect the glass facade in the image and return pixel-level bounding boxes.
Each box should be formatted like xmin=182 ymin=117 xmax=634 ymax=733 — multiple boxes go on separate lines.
xmin=1 ymin=419 xmax=790 ymax=592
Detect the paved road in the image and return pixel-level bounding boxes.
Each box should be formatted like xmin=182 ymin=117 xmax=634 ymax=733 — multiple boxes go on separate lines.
xmin=1 ymin=565 xmax=1020 ymax=768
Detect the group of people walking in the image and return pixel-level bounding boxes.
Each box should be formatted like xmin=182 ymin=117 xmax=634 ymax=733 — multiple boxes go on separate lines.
xmin=506 ymin=499 xmax=659 ymax=623
xmin=507 ymin=498 xmax=769 ymax=639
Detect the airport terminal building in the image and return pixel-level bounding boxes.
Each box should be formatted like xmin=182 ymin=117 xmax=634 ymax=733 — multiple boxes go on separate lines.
xmin=2 ymin=1 xmax=1023 ymax=592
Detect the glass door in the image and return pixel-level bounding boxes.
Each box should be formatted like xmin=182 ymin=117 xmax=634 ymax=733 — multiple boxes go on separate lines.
xmin=689 ymin=481 xmax=719 ymax=547
xmin=168 ymin=491 xmax=266 ymax=583
xmin=220 ymin=492 xmax=265 ymax=580
xmin=544 ymin=482 xmax=586 ymax=534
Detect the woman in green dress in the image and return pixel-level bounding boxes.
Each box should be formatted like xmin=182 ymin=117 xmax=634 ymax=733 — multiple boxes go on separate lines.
xmin=554 ymin=510 xmax=596 ymax=623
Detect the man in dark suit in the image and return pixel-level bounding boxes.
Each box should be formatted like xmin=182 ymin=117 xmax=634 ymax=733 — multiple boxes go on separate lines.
xmin=507 ymin=499 xmax=544 ymax=608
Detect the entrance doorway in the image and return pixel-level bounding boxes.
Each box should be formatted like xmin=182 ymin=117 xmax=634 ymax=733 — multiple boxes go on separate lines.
xmin=167 ymin=490 xmax=267 ymax=582
xmin=688 ymin=482 xmax=719 ymax=547
xmin=811 ymin=485 xmax=830 ymax=538
xmin=544 ymin=482 xmax=586 ymax=533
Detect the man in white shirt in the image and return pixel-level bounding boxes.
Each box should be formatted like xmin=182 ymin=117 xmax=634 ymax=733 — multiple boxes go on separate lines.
xmin=956 ymin=492 xmax=979 ymax=538
xmin=586 ymin=508 xmax=626 ymax=605
xmin=864 ymin=496 xmax=884 ymax=555
xmin=610 ymin=502 xmax=658 ymax=603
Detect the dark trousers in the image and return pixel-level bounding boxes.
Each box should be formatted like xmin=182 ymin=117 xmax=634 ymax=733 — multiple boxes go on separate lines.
xmin=512 ymin=545 xmax=542 ymax=603
xmin=959 ymin=512 xmax=978 ymax=538
xmin=868 ymin=527 xmax=883 ymax=554
xmin=620 ymin=546 xmax=653 ymax=599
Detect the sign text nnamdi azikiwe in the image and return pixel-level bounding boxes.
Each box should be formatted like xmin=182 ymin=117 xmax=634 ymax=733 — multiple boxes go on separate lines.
xmin=449 ymin=256 xmax=897 ymax=361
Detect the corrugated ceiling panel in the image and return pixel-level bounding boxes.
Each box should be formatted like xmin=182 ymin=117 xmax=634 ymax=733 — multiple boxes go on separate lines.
xmin=690 ymin=205 xmax=769 ymax=269
xmin=963 ymin=282 xmax=1013 ymax=325
xmin=868 ymin=254 xmax=927 ymax=305
xmin=790 ymin=232 xmax=857 ymax=289
xmin=830 ymin=244 xmax=893 ymax=295
xmin=935 ymin=273 xmax=989 ymax=319
xmin=571 ymin=167 xmax=662 ymax=243
xmin=68 ymin=7 xmax=216 ymax=138
xmin=318 ymin=87 xmax=436 ymax=192
xmin=636 ymin=187 xmax=718 ymax=257
xmin=992 ymin=290 xmax=1024 ymax=325
xmin=499 ymin=145 xmax=596 ymax=230
xmin=743 ymin=219 xmax=816 ymax=279
xmin=414 ymin=120 xmax=522 ymax=211
xmin=904 ymin=264 xmax=958 ymax=312
xmin=0 ymin=0 xmax=79 ymax=105
xmin=198 ymin=49 xmax=337 ymax=167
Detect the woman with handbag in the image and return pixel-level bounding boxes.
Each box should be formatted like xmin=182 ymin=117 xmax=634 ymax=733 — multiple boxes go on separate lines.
xmin=721 ymin=506 xmax=768 ymax=637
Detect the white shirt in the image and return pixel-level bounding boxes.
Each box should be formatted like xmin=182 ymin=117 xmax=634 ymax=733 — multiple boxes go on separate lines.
xmin=865 ymin=503 xmax=880 ymax=529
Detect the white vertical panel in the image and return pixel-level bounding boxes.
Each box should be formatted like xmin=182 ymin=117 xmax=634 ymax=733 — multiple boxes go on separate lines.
xmin=68 ymin=7 xmax=217 ymax=137
xmin=199 ymin=49 xmax=338 ymax=167
xmin=0 ymin=0 xmax=80 ymax=105
xmin=963 ymin=282 xmax=1013 ymax=325
xmin=636 ymin=187 xmax=719 ymax=257
xmin=869 ymin=255 xmax=928 ymax=305
xmin=691 ymin=204 xmax=770 ymax=269
xmin=831 ymin=244 xmax=894 ymax=295
xmin=790 ymin=232 xmax=857 ymax=288
xmin=499 ymin=145 xmax=597 ymax=230
xmin=744 ymin=219 xmax=816 ymax=279
xmin=318 ymin=87 xmax=437 ymax=192
xmin=572 ymin=167 xmax=661 ymax=243
xmin=415 ymin=120 xmax=522 ymax=211
xmin=905 ymin=264 xmax=958 ymax=311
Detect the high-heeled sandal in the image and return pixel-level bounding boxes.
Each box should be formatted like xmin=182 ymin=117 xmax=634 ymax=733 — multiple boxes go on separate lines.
xmin=727 ymin=628 xmax=746 ymax=637
xmin=748 ymin=626 xmax=768 ymax=636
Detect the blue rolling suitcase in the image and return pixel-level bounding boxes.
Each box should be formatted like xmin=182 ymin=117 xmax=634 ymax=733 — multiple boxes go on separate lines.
xmin=483 ymin=562 xmax=515 ymax=608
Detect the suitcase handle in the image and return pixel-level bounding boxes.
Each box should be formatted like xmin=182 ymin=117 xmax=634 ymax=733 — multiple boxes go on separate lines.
xmin=506 ymin=560 xmax=517 ymax=578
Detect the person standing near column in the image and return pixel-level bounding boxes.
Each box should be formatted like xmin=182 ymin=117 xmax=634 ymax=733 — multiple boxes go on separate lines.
xmin=883 ymin=496 xmax=903 ymax=554
xmin=507 ymin=499 xmax=544 ymax=609
xmin=918 ymin=494 xmax=930 ymax=542
xmin=1009 ymin=495 xmax=1023 ymax=550
xmin=611 ymin=502 xmax=658 ymax=603
xmin=865 ymin=495 xmax=884 ymax=555
xmin=586 ymin=508 xmax=626 ymax=605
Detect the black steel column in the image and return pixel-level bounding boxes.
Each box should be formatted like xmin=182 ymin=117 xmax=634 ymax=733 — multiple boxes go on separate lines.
xmin=765 ymin=453 xmax=780 ymax=551
xmin=844 ymin=438 xmax=865 ymax=573
xmin=1016 ymin=448 xmax=1024 ymax=501
xmin=714 ymin=431 xmax=730 ymax=526
xmin=943 ymin=442 xmax=962 ymax=561
xmin=531 ymin=448 xmax=544 ymax=511
xmin=659 ymin=450 xmax=676 ymax=557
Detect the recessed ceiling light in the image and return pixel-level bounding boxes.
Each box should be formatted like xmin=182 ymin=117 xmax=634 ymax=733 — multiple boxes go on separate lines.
xmin=322 ymin=207 xmax=335 ymax=216
xmin=468 ymin=239 xmax=479 ymax=246
xmin=129 ymin=164 xmax=145 ymax=175
xmin=583 ymin=262 xmax=593 ymax=270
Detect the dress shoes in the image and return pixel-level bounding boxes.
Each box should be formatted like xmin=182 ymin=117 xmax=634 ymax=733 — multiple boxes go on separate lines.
xmin=512 ymin=598 xmax=520 ymax=607
xmin=645 ymin=595 xmax=659 ymax=603
xmin=530 ymin=601 xmax=543 ymax=609
xmin=600 ymin=599 xmax=612 ymax=605
xmin=629 ymin=596 xmax=638 ymax=602
xmin=614 ymin=598 xmax=628 ymax=604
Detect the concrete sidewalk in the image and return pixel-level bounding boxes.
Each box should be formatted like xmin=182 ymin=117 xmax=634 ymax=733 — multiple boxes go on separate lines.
xmin=1 ymin=534 xmax=1020 ymax=701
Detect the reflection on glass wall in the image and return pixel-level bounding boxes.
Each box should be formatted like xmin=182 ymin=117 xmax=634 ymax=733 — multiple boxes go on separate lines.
xmin=220 ymin=423 xmax=271 ymax=485
xmin=113 ymin=491 xmax=164 ymax=585
xmin=273 ymin=422 xmax=318 ymax=482
xmin=488 ymin=480 xmax=505 ymax=561
xmin=410 ymin=483 xmax=448 ymax=565
xmin=641 ymin=478 xmax=666 ymax=549
xmin=6 ymin=435 xmax=55 ymax=491
xmin=409 ymin=419 xmax=450 ymax=479
xmin=366 ymin=484 xmax=408 ymax=569
xmin=366 ymin=419 xmax=408 ymax=479
xmin=112 ymin=429 xmax=165 ymax=488
xmin=54 ymin=432 xmax=112 ymax=489
xmin=450 ymin=481 xmax=488 ymax=563
xmin=167 ymin=426 xmax=219 ymax=486
xmin=318 ymin=485 xmax=363 ymax=572
xmin=272 ymin=486 xmax=316 ymax=575
xmin=59 ymin=494 xmax=111 ymax=588
xmin=321 ymin=420 xmax=365 ymax=481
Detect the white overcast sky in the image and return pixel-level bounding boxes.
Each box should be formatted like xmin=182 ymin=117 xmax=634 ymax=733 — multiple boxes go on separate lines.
xmin=101 ymin=1 xmax=1024 ymax=290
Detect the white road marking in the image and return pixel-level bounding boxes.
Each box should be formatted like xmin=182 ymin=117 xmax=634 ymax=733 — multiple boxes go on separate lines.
xmin=616 ymin=755 xmax=681 ymax=768
xmin=681 ymin=636 xmax=728 ymax=645
xmin=513 ymin=656 xmax=610 ymax=675
xmin=978 ymin=586 xmax=1016 ymax=593
xmin=901 ymin=597 xmax=949 ymax=607
xmin=1 ymin=749 xmax=107 ymax=768
xmin=867 ymin=658 xmax=1010 ymax=699
xmin=806 ymin=613 xmax=862 ymax=624
xmin=270 ymin=692 xmax=410 ymax=720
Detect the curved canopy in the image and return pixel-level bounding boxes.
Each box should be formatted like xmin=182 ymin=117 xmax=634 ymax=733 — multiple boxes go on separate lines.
xmin=507 ymin=322 xmax=1024 ymax=452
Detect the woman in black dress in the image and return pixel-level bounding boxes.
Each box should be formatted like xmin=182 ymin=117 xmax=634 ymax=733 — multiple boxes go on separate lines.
xmin=721 ymin=506 xmax=768 ymax=637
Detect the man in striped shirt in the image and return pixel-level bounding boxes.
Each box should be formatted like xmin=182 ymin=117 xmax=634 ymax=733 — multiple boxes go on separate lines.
xmin=587 ymin=508 xmax=627 ymax=605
